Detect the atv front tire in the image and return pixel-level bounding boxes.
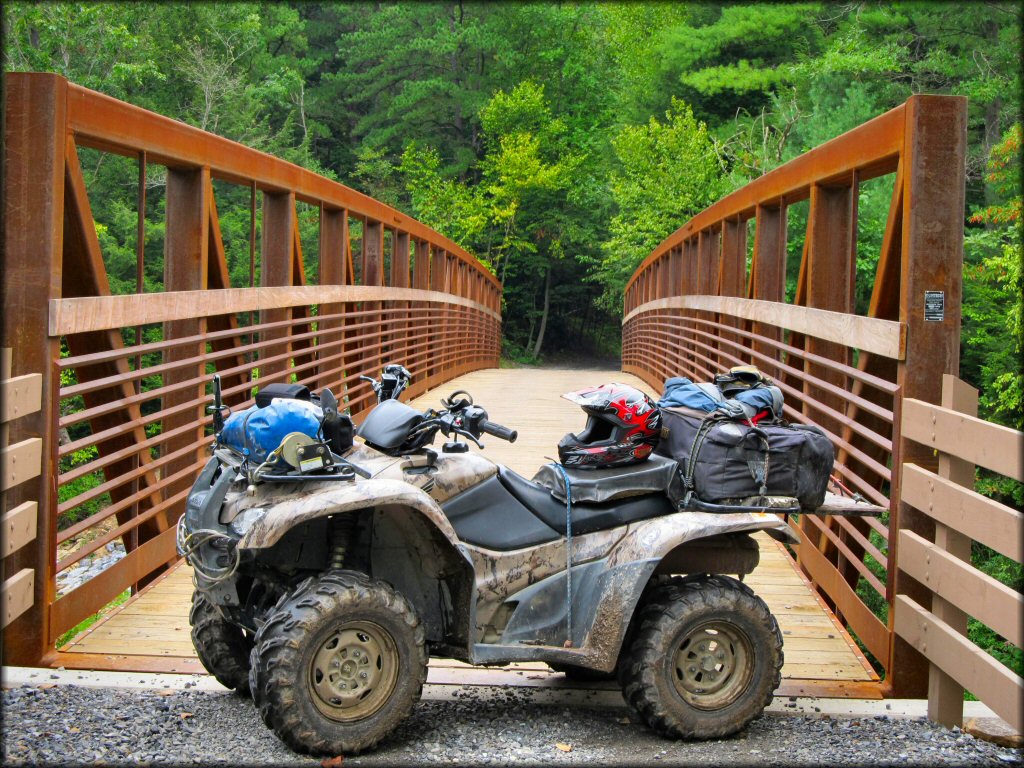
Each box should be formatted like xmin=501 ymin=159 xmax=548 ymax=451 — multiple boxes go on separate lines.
xmin=189 ymin=591 xmax=253 ymax=695
xmin=249 ymin=570 xmax=427 ymax=755
xmin=618 ymin=575 xmax=782 ymax=739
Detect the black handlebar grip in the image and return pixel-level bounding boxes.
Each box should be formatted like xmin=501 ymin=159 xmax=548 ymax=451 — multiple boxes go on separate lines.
xmin=480 ymin=419 xmax=517 ymax=443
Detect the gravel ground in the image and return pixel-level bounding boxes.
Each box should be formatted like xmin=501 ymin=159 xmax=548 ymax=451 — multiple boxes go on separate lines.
xmin=3 ymin=684 xmax=1021 ymax=767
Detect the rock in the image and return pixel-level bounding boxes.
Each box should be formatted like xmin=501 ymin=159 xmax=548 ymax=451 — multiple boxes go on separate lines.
xmin=964 ymin=716 xmax=1024 ymax=749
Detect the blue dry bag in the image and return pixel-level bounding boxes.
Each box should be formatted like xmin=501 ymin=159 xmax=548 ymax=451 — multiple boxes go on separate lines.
xmin=219 ymin=398 xmax=322 ymax=462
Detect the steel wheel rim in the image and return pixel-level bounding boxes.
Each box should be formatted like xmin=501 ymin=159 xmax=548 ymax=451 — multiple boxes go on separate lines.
xmin=309 ymin=620 xmax=399 ymax=722
xmin=671 ymin=620 xmax=753 ymax=711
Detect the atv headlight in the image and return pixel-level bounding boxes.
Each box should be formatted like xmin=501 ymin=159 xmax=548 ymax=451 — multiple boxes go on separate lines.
xmin=228 ymin=507 xmax=266 ymax=537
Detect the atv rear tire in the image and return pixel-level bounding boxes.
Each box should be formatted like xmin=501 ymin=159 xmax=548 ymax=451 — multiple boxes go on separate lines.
xmin=249 ymin=570 xmax=427 ymax=755
xmin=618 ymin=575 xmax=782 ymax=739
xmin=548 ymin=662 xmax=616 ymax=682
xmin=189 ymin=591 xmax=253 ymax=695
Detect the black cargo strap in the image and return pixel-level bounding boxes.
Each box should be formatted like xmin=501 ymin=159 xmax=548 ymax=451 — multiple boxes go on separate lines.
xmin=551 ymin=463 xmax=574 ymax=647
xmin=679 ymin=414 xmax=717 ymax=506
xmin=743 ymin=427 xmax=771 ymax=495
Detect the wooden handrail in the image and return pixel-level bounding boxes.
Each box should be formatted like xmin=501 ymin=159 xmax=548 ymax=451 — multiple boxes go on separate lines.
xmin=62 ymin=78 xmax=499 ymax=292
xmin=900 ymin=398 xmax=1024 ymax=481
xmin=625 ymin=101 xmax=906 ymax=295
xmin=895 ymin=375 xmax=1024 ymax=731
xmin=50 ymin=285 xmax=500 ymax=335
xmin=1 ymin=350 xmax=42 ymax=630
xmin=623 ymin=295 xmax=904 ymax=359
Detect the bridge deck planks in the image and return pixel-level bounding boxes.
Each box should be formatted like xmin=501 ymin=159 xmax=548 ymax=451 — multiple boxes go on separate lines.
xmin=56 ymin=367 xmax=880 ymax=697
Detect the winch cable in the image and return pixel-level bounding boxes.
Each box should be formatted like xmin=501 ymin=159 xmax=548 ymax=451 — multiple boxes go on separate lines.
xmin=551 ymin=463 xmax=574 ymax=648
xmin=176 ymin=519 xmax=241 ymax=585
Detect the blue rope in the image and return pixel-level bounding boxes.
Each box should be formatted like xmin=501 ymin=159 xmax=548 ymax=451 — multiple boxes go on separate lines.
xmin=551 ymin=463 xmax=573 ymax=647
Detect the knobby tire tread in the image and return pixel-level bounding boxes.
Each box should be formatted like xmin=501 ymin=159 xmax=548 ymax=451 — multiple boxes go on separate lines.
xmin=189 ymin=591 xmax=253 ymax=695
xmin=617 ymin=574 xmax=782 ymax=740
xmin=248 ymin=570 xmax=427 ymax=755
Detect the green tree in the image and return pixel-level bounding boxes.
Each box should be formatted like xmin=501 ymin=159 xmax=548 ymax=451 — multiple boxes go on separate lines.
xmin=596 ymin=99 xmax=725 ymax=309
xmin=399 ymin=81 xmax=588 ymax=358
xmin=3 ymin=2 xmax=163 ymax=97
xmin=963 ymin=124 xmax=1023 ymax=434
xmin=644 ymin=3 xmax=825 ymax=127
xmin=316 ymin=2 xmax=501 ymax=177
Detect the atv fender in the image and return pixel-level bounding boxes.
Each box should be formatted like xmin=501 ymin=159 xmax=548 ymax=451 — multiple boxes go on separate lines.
xmin=235 ymin=477 xmax=467 ymax=557
xmin=474 ymin=511 xmax=800 ymax=671
xmin=581 ymin=511 xmax=798 ymax=670
xmin=607 ymin=510 xmax=798 ymax=569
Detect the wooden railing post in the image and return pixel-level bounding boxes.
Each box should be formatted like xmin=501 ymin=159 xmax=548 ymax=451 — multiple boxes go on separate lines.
xmin=887 ymin=94 xmax=968 ymax=698
xmin=429 ymin=248 xmax=447 ymax=379
xmin=362 ymin=219 xmax=384 ymax=391
xmin=798 ymin=180 xmax=857 ymax=573
xmin=719 ymin=218 xmax=746 ymax=359
xmin=927 ymin=374 xmax=978 ymax=727
xmin=411 ymin=240 xmax=430 ymax=384
xmin=0 ymin=73 xmax=66 ymax=665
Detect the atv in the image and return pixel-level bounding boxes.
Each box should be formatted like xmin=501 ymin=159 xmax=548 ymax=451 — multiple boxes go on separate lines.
xmin=178 ymin=365 xmax=798 ymax=755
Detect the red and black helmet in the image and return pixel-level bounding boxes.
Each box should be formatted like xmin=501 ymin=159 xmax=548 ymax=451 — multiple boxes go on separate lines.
xmin=557 ymin=383 xmax=662 ymax=469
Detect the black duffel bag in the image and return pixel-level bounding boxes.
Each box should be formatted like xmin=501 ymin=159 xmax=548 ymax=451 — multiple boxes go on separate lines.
xmin=656 ymin=406 xmax=834 ymax=511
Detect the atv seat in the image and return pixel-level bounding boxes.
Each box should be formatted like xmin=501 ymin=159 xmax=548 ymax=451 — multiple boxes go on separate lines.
xmin=440 ymin=467 xmax=678 ymax=551
xmin=498 ymin=467 xmax=675 ymax=537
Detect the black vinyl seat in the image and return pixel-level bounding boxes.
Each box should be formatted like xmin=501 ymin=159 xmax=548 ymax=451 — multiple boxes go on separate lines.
xmin=498 ymin=467 xmax=675 ymax=536
xmin=441 ymin=474 xmax=560 ymax=550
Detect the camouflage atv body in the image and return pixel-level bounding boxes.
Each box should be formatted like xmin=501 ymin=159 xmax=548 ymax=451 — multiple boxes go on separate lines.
xmin=179 ymin=374 xmax=796 ymax=755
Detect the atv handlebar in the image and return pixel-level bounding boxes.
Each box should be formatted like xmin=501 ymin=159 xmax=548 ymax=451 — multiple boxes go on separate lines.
xmin=454 ymin=404 xmax=517 ymax=444
xmin=479 ymin=419 xmax=517 ymax=443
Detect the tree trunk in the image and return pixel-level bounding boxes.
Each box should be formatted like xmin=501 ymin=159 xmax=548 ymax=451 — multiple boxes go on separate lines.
xmin=575 ymin=299 xmax=591 ymax=345
xmin=531 ymin=268 xmax=551 ymax=359
xmin=982 ymin=18 xmax=1001 ymax=213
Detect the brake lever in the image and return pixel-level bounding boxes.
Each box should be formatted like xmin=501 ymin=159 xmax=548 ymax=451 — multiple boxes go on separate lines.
xmin=450 ymin=426 xmax=483 ymax=448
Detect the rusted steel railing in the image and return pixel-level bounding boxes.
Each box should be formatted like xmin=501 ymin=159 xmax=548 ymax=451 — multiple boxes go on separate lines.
xmin=623 ymin=95 xmax=968 ymax=697
xmin=1 ymin=73 xmax=501 ymax=666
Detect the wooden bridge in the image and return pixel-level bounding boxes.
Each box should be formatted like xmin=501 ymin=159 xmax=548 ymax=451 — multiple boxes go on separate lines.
xmin=2 ymin=73 xmax=1021 ymax=734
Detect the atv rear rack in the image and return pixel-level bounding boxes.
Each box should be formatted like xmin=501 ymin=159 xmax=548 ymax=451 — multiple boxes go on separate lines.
xmin=682 ymin=491 xmax=885 ymax=517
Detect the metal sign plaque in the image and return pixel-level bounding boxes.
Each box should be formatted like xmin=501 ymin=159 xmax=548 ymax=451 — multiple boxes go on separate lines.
xmin=924 ymin=291 xmax=945 ymax=322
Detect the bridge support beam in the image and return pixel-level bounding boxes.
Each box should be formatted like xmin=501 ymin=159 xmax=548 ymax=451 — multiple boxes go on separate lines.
xmin=162 ymin=167 xmax=210 ymax=516
xmin=317 ymin=206 xmax=348 ymax=394
xmin=749 ymin=203 xmax=786 ymax=379
xmin=886 ymin=94 xmax=968 ymax=698
xmin=1 ymin=73 xmax=66 ymax=666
